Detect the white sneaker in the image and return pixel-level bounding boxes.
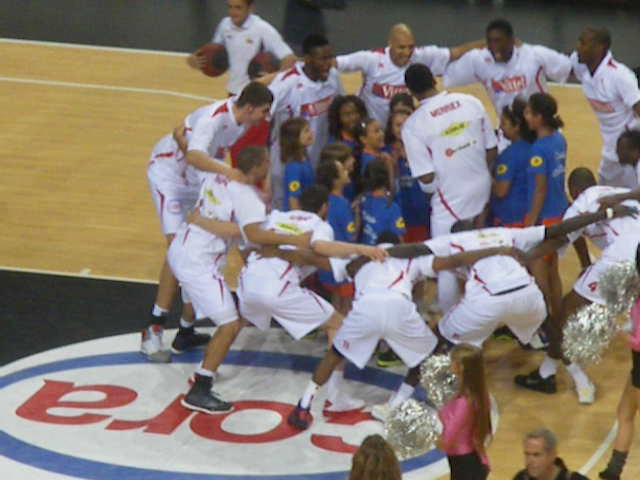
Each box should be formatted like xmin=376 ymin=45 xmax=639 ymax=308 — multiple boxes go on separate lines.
xmin=324 ymin=395 xmax=365 ymax=413
xmin=576 ymin=381 xmax=596 ymax=405
xmin=140 ymin=326 xmax=171 ymax=363
xmin=370 ymin=403 xmax=392 ymax=422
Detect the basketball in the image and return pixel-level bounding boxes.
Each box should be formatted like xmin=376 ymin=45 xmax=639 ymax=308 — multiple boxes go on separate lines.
xmin=197 ymin=43 xmax=229 ymax=77
xmin=247 ymin=51 xmax=281 ymax=79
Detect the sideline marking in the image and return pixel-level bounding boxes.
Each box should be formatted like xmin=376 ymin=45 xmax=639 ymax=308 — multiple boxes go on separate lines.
xmin=0 ymin=37 xmax=189 ymax=56
xmin=0 ymin=265 xmax=157 ymax=285
xmin=0 ymin=76 xmax=215 ymax=102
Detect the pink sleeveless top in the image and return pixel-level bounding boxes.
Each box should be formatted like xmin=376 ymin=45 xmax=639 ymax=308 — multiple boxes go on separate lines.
xmin=630 ymin=298 xmax=640 ymax=352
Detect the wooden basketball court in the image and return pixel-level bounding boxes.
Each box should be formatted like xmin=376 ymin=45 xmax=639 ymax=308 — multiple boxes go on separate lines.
xmin=1 ymin=38 xmax=637 ymax=479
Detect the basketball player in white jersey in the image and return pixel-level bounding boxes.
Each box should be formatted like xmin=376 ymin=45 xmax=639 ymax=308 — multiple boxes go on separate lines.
xmin=335 ymin=24 xmax=483 ymax=126
xmin=443 ymin=18 xmax=572 ymax=116
xmin=277 ymin=233 xmax=523 ymax=430
xmin=402 ymin=63 xmax=497 ymax=312
xmin=571 ymin=28 xmax=640 ymax=188
xmin=269 ymin=34 xmax=345 ymax=208
xmin=187 ymin=0 xmax=296 ymax=96
xmin=141 ymin=82 xmax=274 ymax=362
xmin=516 ymin=167 xmax=640 ymax=404
xmin=598 ymin=130 xmax=640 ymax=208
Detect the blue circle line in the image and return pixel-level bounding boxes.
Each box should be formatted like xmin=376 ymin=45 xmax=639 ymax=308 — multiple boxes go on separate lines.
xmin=0 ymin=350 xmax=445 ymax=480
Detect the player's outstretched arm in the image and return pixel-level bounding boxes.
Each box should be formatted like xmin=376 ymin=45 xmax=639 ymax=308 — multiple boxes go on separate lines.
xmin=384 ymin=243 xmax=433 ymax=259
xmin=312 ymin=241 xmax=387 ymax=262
xmin=448 ymin=39 xmax=485 ymax=62
xmin=188 ymin=210 xmax=241 ymax=238
xmin=173 ymin=125 xmax=189 ymax=153
xmin=244 ymin=223 xmax=311 ymax=249
xmin=545 ymin=204 xmax=638 ymax=240
xmin=257 ymin=246 xmax=332 ymax=271
xmin=598 ymin=189 xmax=640 ymax=208
xmin=186 ymin=150 xmax=247 ymax=183
xmin=433 ymin=246 xmax=525 ymax=272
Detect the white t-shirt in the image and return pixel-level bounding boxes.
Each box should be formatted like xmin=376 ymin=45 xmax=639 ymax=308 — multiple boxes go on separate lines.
xmin=571 ymin=51 xmax=640 ymax=162
xmin=213 ymin=14 xmax=293 ymax=95
xmin=426 ymin=226 xmax=545 ymax=296
xmin=563 ymin=185 xmax=640 ymax=248
xmin=330 ymin=246 xmax=436 ymax=300
xmin=227 ymin=180 xmax=267 ymax=247
xmin=269 ymin=63 xmax=345 ymax=173
xmin=187 ymin=99 xmax=247 ymax=168
xmin=247 ymin=209 xmax=334 ymax=283
xmin=336 ymin=46 xmax=450 ymax=125
xmin=401 ymin=91 xmax=496 ymax=224
xmin=174 ymin=172 xmax=234 ymax=267
xmin=444 ymin=44 xmax=572 ymax=114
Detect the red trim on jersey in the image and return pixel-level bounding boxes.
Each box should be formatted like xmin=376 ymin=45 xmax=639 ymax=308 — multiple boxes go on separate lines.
xmin=282 ymin=66 xmax=300 ymax=80
xmin=388 ymin=271 xmax=405 ymax=289
xmin=154 ymin=151 xmax=175 ymax=159
xmin=217 ymin=278 xmax=225 ymax=303
xmin=426 ymin=146 xmax=433 ymax=158
xmin=212 ymin=102 xmax=230 ymax=117
xmin=607 ymin=58 xmax=617 ymax=69
xmin=156 ymin=189 xmax=166 ymax=214
xmin=437 ymin=188 xmax=461 ymax=221
xmin=603 ymin=222 xmax=619 ymax=236
xmin=450 ymin=242 xmax=464 ymax=252
xmin=373 ymin=47 xmax=385 ymax=54
xmin=405 ymin=258 xmax=413 ymax=273
xmin=279 ymin=262 xmax=294 ymax=279
xmin=534 ymin=66 xmax=545 ymax=93
xmin=182 ymin=228 xmax=191 ymax=245
xmin=307 ymin=290 xmax=326 ymax=311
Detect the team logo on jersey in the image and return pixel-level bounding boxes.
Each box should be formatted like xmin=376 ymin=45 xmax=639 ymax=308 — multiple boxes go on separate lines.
xmin=491 ymin=76 xmax=526 ymax=93
xmin=347 ymin=221 xmax=356 ymax=233
xmin=442 ymin=122 xmax=470 ymax=137
xmin=206 ymin=189 xmax=222 ymax=205
xmin=167 ymin=200 xmax=183 ymax=214
xmin=289 ymin=181 xmax=301 ymax=192
xmin=396 ymin=217 xmax=406 ymax=229
xmin=430 ymin=100 xmax=461 ymax=118
xmin=276 ymin=222 xmax=303 ymax=234
xmin=371 ymin=83 xmax=409 ymax=99
xmin=300 ymin=95 xmax=334 ymax=117
xmin=496 ymin=164 xmax=508 ymax=175
xmin=530 ymin=156 xmax=544 ymax=167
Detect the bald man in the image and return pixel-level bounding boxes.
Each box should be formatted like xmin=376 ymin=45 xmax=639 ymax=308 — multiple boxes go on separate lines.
xmin=335 ymin=24 xmax=482 ymax=125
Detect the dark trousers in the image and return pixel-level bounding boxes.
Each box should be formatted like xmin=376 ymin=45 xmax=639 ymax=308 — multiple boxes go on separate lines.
xmin=448 ymin=452 xmax=489 ymax=480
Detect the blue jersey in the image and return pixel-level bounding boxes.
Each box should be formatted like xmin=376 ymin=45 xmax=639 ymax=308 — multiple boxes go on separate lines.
xmin=395 ymin=154 xmax=429 ymax=228
xmin=318 ymin=194 xmax=357 ymax=286
xmin=360 ymin=149 xmax=382 ymax=176
xmin=361 ymin=193 xmax=406 ymax=245
xmin=283 ymin=160 xmax=315 ymax=211
xmin=490 ymin=140 xmax=530 ymax=226
xmin=328 ymin=133 xmax=358 ymax=152
xmin=526 ymin=132 xmax=569 ymax=223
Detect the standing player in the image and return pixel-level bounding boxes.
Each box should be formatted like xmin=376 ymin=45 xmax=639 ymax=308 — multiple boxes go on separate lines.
xmin=187 ymin=0 xmax=296 ymax=165
xmin=335 ymin=24 xmax=482 ymax=126
xmin=141 ymin=82 xmax=274 ymax=362
xmin=598 ymin=130 xmax=640 ymax=207
xmin=269 ymin=34 xmax=345 ymax=208
xmin=402 ymin=63 xmax=497 ymax=312
xmin=516 ymin=168 xmax=640 ymax=404
xmin=571 ymin=27 xmax=640 ymax=188
xmin=443 ymin=19 xmax=572 ymax=117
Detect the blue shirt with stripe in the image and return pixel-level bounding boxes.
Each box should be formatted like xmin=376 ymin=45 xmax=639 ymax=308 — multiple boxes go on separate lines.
xmin=318 ymin=193 xmax=357 ymax=286
xmin=490 ymin=140 xmax=530 ymax=226
xmin=361 ymin=193 xmax=406 ymax=245
xmin=395 ymin=154 xmax=429 ymax=228
xmin=283 ymin=159 xmax=315 ymax=211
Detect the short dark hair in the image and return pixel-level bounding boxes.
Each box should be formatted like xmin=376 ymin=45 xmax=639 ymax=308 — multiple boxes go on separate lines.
xmin=236 ymin=146 xmax=268 ymax=174
xmin=320 ymin=142 xmax=353 ymax=165
xmin=363 ymin=158 xmax=390 ymax=192
xmin=236 ymin=81 xmax=274 ymax=107
xmin=404 ymin=63 xmax=436 ymax=95
xmin=299 ymin=185 xmax=329 ymax=213
xmin=451 ymin=218 xmax=476 ymax=233
xmin=586 ymin=27 xmax=612 ymax=50
xmin=619 ymin=129 xmax=640 ymax=150
xmin=528 ymin=92 xmax=564 ymax=129
xmin=567 ymin=167 xmax=597 ymax=193
xmin=389 ymin=93 xmax=415 ymax=115
xmin=302 ymin=34 xmax=329 ymax=56
xmin=376 ymin=231 xmax=400 ymax=245
xmin=316 ymin=159 xmax=340 ymax=191
xmin=486 ymin=18 xmax=514 ymax=38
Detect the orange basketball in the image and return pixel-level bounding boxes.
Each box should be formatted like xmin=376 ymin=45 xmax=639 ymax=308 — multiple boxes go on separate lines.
xmin=197 ymin=43 xmax=229 ymax=77
xmin=247 ymin=52 xmax=280 ymax=79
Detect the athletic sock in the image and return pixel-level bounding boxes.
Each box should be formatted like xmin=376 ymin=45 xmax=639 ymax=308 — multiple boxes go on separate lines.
xmin=150 ymin=305 xmax=169 ymax=327
xmin=326 ymin=371 xmax=344 ymax=401
xmin=196 ymin=367 xmax=215 ymax=379
xmin=300 ymin=381 xmax=319 ymax=409
xmin=603 ymin=450 xmax=628 ymax=477
xmin=538 ymin=355 xmax=558 ymax=379
xmin=566 ymin=363 xmax=591 ymax=390
xmin=389 ymin=382 xmax=415 ymax=410
xmin=152 ymin=304 xmax=169 ymax=317
xmin=178 ymin=317 xmax=195 ymax=333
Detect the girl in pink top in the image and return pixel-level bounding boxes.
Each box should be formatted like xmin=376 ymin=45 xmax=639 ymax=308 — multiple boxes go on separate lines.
xmin=599 ymin=248 xmax=640 ymax=480
xmin=438 ymin=344 xmax=492 ymax=480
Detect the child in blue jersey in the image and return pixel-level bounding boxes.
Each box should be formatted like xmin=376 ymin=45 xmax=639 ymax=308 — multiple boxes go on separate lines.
xmin=491 ymin=98 xmax=536 ymax=227
xmin=386 ymin=109 xmax=430 ymax=242
xmin=358 ymin=159 xmax=406 ymax=245
xmin=315 ymin=158 xmax=358 ymax=313
xmin=523 ymin=92 xmax=568 ymax=327
xmin=320 ymin=142 xmax=357 ymax=202
xmin=281 ymin=117 xmax=316 ymax=211
xmin=327 ymin=95 xmax=368 ymax=150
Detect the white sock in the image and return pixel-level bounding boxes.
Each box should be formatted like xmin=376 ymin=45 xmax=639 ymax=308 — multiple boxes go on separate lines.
xmin=538 ymin=356 xmax=558 ymax=379
xmin=180 ymin=317 xmax=194 ymax=328
xmin=566 ymin=363 xmax=591 ymax=390
xmin=196 ymin=367 xmax=214 ymax=378
xmin=389 ymin=382 xmax=415 ymax=410
xmin=300 ymin=381 xmax=319 ymax=409
xmin=152 ymin=304 xmax=168 ymax=317
xmin=327 ymin=371 xmax=344 ymax=401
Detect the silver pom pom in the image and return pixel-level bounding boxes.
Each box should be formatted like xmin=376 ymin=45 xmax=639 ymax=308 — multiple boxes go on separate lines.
xmin=562 ymin=303 xmax=616 ymax=365
xmin=420 ymin=354 xmax=458 ymax=410
xmin=599 ymin=261 xmax=640 ymax=314
xmin=384 ymin=399 xmax=441 ymax=460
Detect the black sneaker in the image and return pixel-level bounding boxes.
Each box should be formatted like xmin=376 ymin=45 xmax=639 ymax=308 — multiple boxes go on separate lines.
xmin=181 ymin=376 xmax=233 ymax=414
xmin=599 ymin=470 xmax=620 ymax=480
xmin=514 ymin=369 xmax=557 ymax=394
xmin=287 ymin=402 xmax=313 ymax=430
xmin=171 ymin=329 xmax=211 ymax=354
xmin=376 ymin=350 xmax=403 ymax=368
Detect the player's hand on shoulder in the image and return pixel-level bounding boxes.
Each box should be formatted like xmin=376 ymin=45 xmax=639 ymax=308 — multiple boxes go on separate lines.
xmin=501 ymin=246 xmax=527 ymax=266
xmin=357 ymin=245 xmax=388 ymax=262
xmin=227 ymin=168 xmax=249 ymax=184
xmin=611 ymin=203 xmax=639 ymax=218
